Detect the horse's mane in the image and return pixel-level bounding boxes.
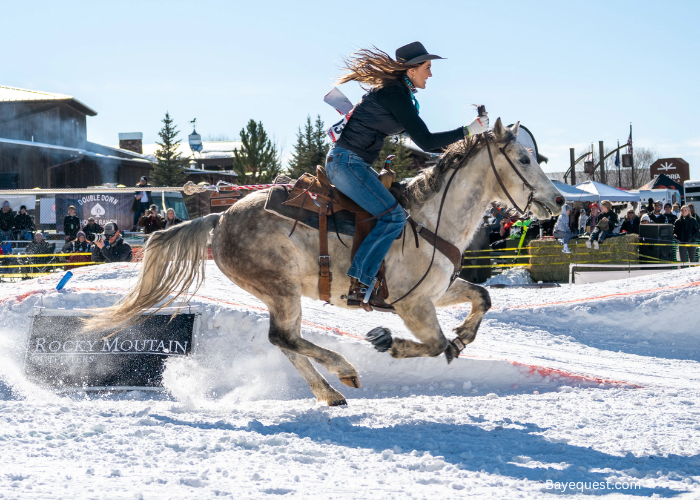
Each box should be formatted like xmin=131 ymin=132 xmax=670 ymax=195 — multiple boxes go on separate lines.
xmin=402 ymin=128 xmax=516 ymax=209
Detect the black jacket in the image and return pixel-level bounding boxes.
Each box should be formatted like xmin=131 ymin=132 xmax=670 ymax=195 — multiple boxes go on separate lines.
xmin=674 ymin=215 xmax=699 ymax=242
xmin=63 ymin=215 xmax=81 ymax=240
xmin=82 ymin=222 xmax=103 ymax=237
xmin=648 ymin=212 xmax=666 ymax=224
xmin=92 ymin=237 xmax=132 ymax=263
xmin=336 ymin=79 xmax=463 ymax=164
xmin=164 ymin=217 xmax=183 ymax=229
xmin=62 ymin=240 xmax=92 ymax=253
xmin=0 ymin=208 xmax=16 ymax=231
xmin=598 ymin=210 xmax=618 ymax=229
xmin=13 ymin=212 xmax=34 ymax=231
xmin=620 ymin=216 xmax=639 ymax=234
xmin=138 ymin=215 xmax=164 ymax=234
xmin=661 ymin=212 xmax=677 ymax=224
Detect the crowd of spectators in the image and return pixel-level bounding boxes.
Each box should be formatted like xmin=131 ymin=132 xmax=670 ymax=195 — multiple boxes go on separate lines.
xmin=484 ymin=196 xmax=700 ymax=262
xmin=0 ymin=182 xmax=188 ymax=278
xmin=0 ymin=202 xmax=36 ymax=241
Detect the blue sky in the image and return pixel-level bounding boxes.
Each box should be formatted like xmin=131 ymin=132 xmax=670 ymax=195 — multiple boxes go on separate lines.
xmin=3 ymin=0 xmax=699 ymax=179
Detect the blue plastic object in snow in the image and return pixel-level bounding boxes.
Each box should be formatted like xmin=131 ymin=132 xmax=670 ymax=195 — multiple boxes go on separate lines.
xmin=56 ymin=271 xmax=73 ymax=290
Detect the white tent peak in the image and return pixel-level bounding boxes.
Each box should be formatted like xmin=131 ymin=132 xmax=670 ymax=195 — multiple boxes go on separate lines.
xmin=573 ymin=180 xmax=640 ymax=202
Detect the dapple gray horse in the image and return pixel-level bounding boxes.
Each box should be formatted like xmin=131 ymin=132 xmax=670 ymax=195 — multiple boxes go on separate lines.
xmin=85 ymin=119 xmax=563 ymax=406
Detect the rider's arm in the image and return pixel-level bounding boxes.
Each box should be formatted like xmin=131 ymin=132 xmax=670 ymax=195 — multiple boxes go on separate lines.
xmin=376 ymin=86 xmax=463 ymax=153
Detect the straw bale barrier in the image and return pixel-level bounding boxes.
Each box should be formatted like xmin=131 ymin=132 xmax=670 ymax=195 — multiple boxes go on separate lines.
xmin=528 ymin=234 xmax=639 ymax=282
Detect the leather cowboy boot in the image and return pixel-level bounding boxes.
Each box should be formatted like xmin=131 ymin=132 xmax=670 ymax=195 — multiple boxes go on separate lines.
xmin=346 ymin=278 xmax=395 ymax=313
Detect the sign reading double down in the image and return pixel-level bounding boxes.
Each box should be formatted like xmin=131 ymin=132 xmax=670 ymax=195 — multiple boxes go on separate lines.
xmin=25 ymin=312 xmax=198 ymax=389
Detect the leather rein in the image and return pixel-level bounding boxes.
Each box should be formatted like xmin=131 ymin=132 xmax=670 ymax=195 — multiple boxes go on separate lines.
xmin=391 ymin=132 xmax=538 ymax=305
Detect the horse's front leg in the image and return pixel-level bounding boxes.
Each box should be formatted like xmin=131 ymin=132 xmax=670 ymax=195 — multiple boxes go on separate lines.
xmin=435 ymin=278 xmax=491 ymax=347
xmin=370 ymin=300 xmax=448 ymax=359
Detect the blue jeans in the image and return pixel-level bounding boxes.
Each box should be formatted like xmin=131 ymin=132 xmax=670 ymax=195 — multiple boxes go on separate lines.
xmin=589 ymin=228 xmax=610 ymax=243
xmin=326 ymin=146 xmax=406 ymax=285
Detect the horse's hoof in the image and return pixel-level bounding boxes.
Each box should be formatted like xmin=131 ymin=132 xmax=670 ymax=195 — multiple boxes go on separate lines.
xmin=340 ymin=376 xmax=361 ymax=389
xmin=328 ymin=398 xmax=348 ymax=407
xmin=367 ymin=327 xmax=392 ymax=353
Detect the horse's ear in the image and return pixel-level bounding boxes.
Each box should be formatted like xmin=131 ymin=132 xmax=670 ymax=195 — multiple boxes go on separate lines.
xmin=493 ymin=118 xmax=507 ymax=139
xmin=510 ymin=121 xmax=520 ymax=137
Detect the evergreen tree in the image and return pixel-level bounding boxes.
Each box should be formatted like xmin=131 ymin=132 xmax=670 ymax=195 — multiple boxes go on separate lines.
xmin=287 ymin=115 xmax=329 ymax=178
xmin=232 ymin=120 xmax=281 ymax=184
xmin=152 ymin=112 xmax=188 ymax=187
xmin=371 ymin=134 xmax=415 ymax=181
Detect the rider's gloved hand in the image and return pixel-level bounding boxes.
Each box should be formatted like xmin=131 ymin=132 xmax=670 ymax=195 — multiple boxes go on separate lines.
xmin=464 ymin=112 xmax=489 ymax=136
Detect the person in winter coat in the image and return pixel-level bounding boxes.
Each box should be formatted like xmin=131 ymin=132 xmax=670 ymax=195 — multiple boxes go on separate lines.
xmin=91 ymin=222 xmax=132 ymax=263
xmin=553 ymin=204 xmax=576 ymax=253
xmin=578 ymin=208 xmax=588 ymax=235
xmin=619 ymin=209 xmax=640 ymax=234
xmin=132 ymin=177 xmax=152 ymax=231
xmin=587 ymin=200 xmax=618 ymax=250
xmin=13 ymin=205 xmax=34 ymax=240
xmin=688 ymin=204 xmax=700 ymax=227
xmin=587 ymin=203 xmax=600 ymax=230
xmin=82 ymin=217 xmax=103 ymax=240
xmin=326 ymin=42 xmax=487 ymax=312
xmin=26 ymin=232 xmax=55 ymax=265
xmin=649 ymin=201 xmax=666 ymax=224
xmin=163 ymin=208 xmax=183 ymax=229
xmin=63 ymin=205 xmax=81 ymax=242
xmin=661 ymin=203 xmax=678 ymax=225
xmin=0 ymin=201 xmax=16 ymax=241
xmin=137 ymin=207 xmax=164 ymax=234
xmin=674 ymin=206 xmax=699 ymax=262
xmin=62 ymin=231 xmax=92 ymax=253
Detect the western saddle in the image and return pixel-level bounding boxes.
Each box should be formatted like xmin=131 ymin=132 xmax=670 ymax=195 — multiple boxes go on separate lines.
xmin=279 ymin=160 xmax=463 ymax=311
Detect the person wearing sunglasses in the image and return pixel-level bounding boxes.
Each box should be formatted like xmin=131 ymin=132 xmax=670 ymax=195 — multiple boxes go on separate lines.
xmin=91 ymin=222 xmax=132 ymax=263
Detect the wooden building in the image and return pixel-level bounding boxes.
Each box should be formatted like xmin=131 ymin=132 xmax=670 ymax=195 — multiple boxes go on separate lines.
xmin=0 ymin=86 xmax=152 ymax=189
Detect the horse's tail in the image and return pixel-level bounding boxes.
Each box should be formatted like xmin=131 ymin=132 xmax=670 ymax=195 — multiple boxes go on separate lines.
xmin=82 ymin=213 xmax=221 ymax=334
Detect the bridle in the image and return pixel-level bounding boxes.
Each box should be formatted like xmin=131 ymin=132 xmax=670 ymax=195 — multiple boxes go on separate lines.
xmin=392 ymin=131 xmax=541 ymax=305
xmin=483 ymin=133 xmax=539 ymax=216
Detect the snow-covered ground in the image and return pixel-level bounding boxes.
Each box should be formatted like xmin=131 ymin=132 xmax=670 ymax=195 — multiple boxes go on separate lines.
xmin=1 ymin=262 xmax=699 ymax=499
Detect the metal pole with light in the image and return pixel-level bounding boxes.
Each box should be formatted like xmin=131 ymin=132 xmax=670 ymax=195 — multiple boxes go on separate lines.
xmin=188 ymin=118 xmax=203 ymax=169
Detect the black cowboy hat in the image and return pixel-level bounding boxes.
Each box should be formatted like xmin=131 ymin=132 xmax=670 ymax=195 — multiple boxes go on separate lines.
xmin=395 ymin=41 xmax=445 ymax=66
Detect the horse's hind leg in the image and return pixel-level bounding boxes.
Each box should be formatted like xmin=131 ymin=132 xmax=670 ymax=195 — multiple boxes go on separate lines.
xmin=267 ymin=295 xmax=360 ymax=405
xmin=435 ymin=278 xmax=491 ymax=346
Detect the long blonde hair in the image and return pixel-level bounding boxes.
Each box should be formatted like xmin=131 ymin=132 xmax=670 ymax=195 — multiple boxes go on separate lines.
xmin=336 ymin=47 xmax=417 ymax=89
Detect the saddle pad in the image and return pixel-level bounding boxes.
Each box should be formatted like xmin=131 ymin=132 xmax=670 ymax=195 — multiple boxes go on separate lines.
xmin=264 ymin=185 xmax=358 ymax=237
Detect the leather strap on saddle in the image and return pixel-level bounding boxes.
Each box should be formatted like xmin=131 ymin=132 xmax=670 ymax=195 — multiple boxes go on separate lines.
xmin=406 ymin=216 xmax=462 ymax=280
xmin=318 ymin=204 xmax=332 ymax=302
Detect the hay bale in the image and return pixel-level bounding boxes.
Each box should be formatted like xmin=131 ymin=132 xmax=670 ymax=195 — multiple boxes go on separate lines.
xmin=528 ymin=234 xmax=639 ymax=282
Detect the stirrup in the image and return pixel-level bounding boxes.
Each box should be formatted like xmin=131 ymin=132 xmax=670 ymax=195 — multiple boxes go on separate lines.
xmin=346 ymin=278 xmax=395 ymax=313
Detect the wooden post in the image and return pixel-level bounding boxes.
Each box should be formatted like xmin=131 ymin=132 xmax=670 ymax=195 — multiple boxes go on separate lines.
xmin=570 ymin=148 xmax=576 ymax=185
xmin=598 ymin=141 xmax=606 ymax=184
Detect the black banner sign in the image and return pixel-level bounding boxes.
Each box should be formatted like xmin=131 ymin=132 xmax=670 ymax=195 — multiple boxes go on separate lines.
xmin=24 ymin=313 xmax=197 ymax=389
xmin=56 ymin=193 xmax=134 ymax=233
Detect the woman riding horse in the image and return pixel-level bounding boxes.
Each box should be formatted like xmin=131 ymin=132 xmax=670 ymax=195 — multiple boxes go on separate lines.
xmin=327 ymin=42 xmax=489 ymax=311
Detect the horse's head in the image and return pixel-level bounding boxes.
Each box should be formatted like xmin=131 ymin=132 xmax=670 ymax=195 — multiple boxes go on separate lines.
xmin=489 ymin=118 xmax=564 ymax=220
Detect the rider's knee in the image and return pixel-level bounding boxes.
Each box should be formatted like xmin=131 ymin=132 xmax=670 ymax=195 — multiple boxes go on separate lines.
xmin=385 ymin=205 xmax=406 ymax=225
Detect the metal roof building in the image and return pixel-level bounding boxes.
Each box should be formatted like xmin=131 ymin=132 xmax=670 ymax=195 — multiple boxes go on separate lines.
xmin=0 ymin=85 xmax=151 ymax=189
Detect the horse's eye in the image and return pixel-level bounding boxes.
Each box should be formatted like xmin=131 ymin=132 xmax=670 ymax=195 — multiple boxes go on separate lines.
xmin=520 ymin=156 xmax=531 ymax=165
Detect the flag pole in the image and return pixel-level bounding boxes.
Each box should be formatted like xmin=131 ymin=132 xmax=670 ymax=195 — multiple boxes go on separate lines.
xmin=629 ymin=122 xmax=635 ymax=187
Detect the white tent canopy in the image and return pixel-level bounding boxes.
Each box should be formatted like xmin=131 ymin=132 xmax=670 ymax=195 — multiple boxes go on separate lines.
xmin=573 ymin=180 xmax=640 ymax=202
xmin=549 ymin=179 xmax=599 ymax=202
